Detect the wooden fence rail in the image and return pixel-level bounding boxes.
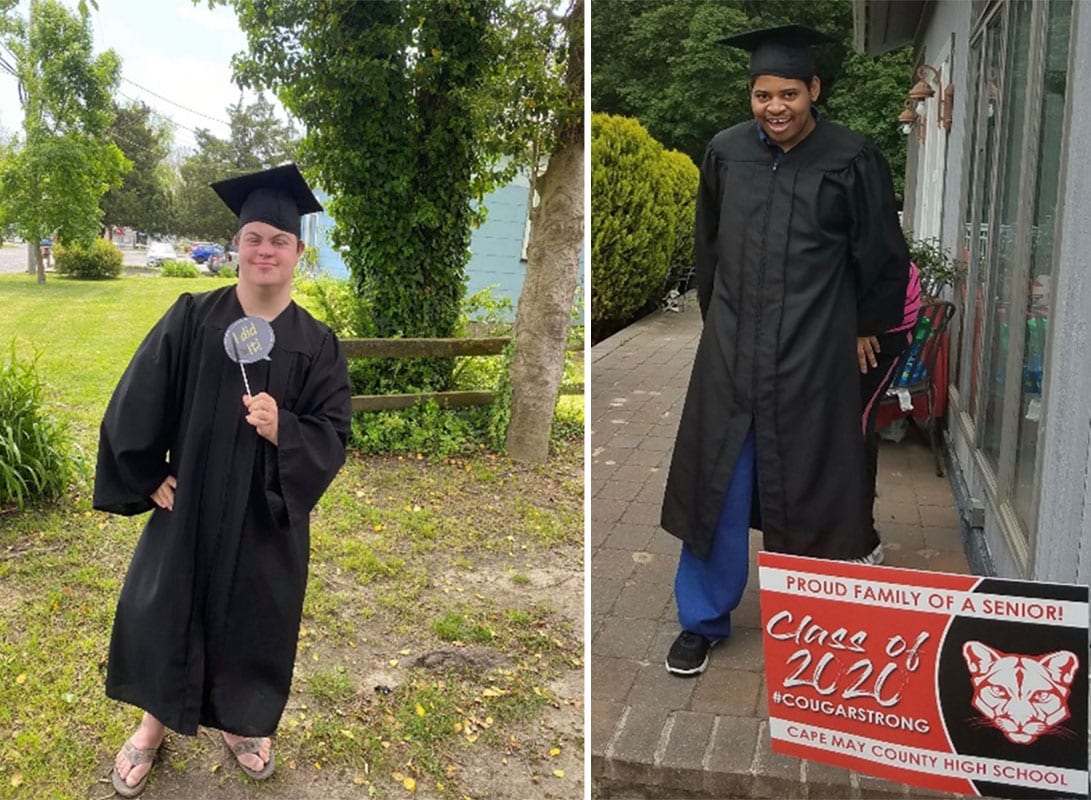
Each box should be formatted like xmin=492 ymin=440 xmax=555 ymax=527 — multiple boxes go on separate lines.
xmin=341 ymin=336 xmax=583 ymax=412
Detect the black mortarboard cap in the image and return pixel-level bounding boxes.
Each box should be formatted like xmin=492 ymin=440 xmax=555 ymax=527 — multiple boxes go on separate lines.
xmin=720 ymin=24 xmax=834 ymax=82
xmin=210 ymin=163 xmax=322 ymax=238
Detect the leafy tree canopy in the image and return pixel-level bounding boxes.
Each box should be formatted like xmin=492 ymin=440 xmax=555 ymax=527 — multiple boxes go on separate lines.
xmin=173 ymin=93 xmax=299 ymax=243
xmin=591 ymin=0 xmax=913 ymax=201
xmin=217 ymin=0 xmax=581 ymax=348
xmin=0 ymin=0 xmax=128 ymax=262
xmin=100 ymin=101 xmax=174 ymax=237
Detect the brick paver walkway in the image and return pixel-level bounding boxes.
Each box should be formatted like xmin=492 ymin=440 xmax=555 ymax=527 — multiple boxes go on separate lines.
xmin=590 ymin=301 xmax=968 ymax=799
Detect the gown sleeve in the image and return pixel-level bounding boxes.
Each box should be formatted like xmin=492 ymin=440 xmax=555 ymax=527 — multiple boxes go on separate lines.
xmin=694 ymin=143 xmax=722 ymax=320
xmin=847 ymin=144 xmax=911 ymax=336
xmin=274 ymin=329 xmax=352 ymax=530
xmin=93 ymin=294 xmax=194 ymax=516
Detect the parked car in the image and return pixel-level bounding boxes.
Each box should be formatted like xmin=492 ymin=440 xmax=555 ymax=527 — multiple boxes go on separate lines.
xmin=147 ymin=242 xmax=177 ymax=267
xmin=190 ymin=242 xmax=225 ymax=264
xmin=207 ymin=251 xmax=235 ymax=276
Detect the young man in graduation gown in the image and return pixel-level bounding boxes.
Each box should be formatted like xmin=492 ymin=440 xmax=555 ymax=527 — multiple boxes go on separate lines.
xmin=95 ymin=164 xmax=353 ymax=795
xmin=660 ymin=26 xmax=911 ymax=676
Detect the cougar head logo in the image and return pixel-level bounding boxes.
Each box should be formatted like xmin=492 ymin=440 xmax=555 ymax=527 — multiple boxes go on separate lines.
xmin=962 ymin=641 xmax=1079 ymax=745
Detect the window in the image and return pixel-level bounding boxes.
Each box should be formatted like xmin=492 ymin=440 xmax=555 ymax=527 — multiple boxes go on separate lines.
xmin=1012 ymin=0 xmax=1072 ymax=527
xmin=964 ymin=12 xmax=1004 ymax=420
xmin=952 ymin=40 xmax=982 ymax=395
xmin=979 ymin=0 xmax=1033 ymax=469
xmin=953 ymin=0 xmax=1073 ymax=549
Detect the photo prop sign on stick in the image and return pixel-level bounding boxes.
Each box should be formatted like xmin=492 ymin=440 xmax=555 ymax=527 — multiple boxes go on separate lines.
xmin=224 ymin=316 xmax=275 ymax=397
xmin=758 ymin=552 xmax=1088 ymax=798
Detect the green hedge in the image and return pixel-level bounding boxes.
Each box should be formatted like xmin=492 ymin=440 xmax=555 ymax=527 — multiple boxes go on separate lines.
xmin=591 ymin=114 xmax=698 ymax=339
xmin=54 ymin=239 xmax=123 ymax=280
xmin=160 ymin=260 xmax=200 ymax=278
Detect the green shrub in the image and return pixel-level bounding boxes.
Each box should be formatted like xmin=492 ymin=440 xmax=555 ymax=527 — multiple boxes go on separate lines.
xmin=550 ymin=396 xmax=584 ymax=444
xmin=295 ymin=275 xmax=371 ymax=338
xmin=350 ymin=401 xmax=492 ymax=457
xmin=160 ymin=260 xmax=200 ymax=278
xmin=451 ymin=286 xmax=514 ymax=392
xmin=53 ymin=239 xmax=123 ymax=280
xmin=456 ymin=286 xmax=514 ymax=337
xmin=591 ymin=113 xmax=675 ymax=338
xmin=0 ymin=347 xmax=81 ymax=509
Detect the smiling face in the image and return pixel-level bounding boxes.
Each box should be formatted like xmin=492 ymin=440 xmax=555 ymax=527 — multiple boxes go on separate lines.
xmin=750 ymin=74 xmax=821 ymax=152
xmin=235 ymin=220 xmax=305 ymax=291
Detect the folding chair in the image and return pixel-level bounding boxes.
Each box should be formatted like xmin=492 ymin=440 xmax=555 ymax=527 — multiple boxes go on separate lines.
xmin=880 ymin=300 xmax=956 ymax=477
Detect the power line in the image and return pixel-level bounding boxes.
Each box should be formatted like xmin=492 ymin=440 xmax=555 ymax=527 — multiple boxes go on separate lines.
xmin=0 ymin=44 xmax=17 ymax=78
xmin=106 ymin=107 xmax=287 ymax=180
xmin=115 ymin=89 xmax=205 ymax=138
xmin=85 ymin=4 xmax=229 ymax=137
xmin=121 ymin=76 xmax=232 ymax=128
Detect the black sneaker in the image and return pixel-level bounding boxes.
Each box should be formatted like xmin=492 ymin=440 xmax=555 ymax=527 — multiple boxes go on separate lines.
xmin=665 ymin=630 xmax=717 ymax=676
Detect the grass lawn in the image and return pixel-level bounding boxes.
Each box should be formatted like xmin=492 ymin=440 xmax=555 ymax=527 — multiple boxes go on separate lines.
xmin=0 ymin=274 xmax=584 ymax=799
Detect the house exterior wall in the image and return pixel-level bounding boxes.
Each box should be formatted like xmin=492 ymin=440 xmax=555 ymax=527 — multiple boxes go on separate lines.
xmin=464 ymin=175 xmax=533 ymax=304
xmin=930 ymin=3 xmax=972 ymax=260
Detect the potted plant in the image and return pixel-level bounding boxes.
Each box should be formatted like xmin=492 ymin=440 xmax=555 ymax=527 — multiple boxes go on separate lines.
xmin=905 ymin=234 xmax=964 ymax=300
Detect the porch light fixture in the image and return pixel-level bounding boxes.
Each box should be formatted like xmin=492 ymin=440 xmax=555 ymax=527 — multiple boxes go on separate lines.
xmin=908 ymin=63 xmax=954 ymax=131
xmin=897 ymin=98 xmax=919 ymax=136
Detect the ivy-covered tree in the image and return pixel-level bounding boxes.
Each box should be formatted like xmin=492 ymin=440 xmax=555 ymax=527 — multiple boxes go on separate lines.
xmin=0 ymin=0 xmax=128 ymax=283
xmin=100 ymin=101 xmax=173 ymax=238
xmin=223 ymin=1 xmax=515 ymax=352
xmin=591 ymin=0 xmax=912 ymax=200
xmin=219 ymin=0 xmax=586 ymax=459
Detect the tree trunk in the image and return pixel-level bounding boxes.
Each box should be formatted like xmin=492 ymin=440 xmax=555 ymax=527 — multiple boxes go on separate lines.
xmin=27 ymin=234 xmax=45 ymax=284
xmin=505 ymin=1 xmax=584 ymax=463
xmin=504 ymin=141 xmax=583 ymax=462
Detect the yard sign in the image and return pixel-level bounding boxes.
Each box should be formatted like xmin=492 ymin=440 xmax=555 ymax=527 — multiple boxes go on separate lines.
xmin=758 ymin=552 xmax=1088 ymax=798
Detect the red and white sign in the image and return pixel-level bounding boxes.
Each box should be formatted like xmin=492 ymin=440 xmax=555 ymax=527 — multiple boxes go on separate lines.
xmin=758 ymin=552 xmax=1089 ymax=798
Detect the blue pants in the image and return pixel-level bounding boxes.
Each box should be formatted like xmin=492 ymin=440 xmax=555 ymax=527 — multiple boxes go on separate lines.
xmin=674 ymin=428 xmax=755 ymax=640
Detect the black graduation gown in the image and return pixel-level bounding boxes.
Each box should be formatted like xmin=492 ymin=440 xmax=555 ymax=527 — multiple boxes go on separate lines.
xmin=660 ymin=118 xmax=909 ymax=562
xmin=93 ymin=285 xmax=352 ymax=736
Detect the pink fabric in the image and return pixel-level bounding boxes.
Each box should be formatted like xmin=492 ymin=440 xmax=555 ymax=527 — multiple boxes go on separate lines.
xmin=862 ymin=262 xmax=921 ymax=435
xmin=887 ymin=261 xmax=922 ymax=333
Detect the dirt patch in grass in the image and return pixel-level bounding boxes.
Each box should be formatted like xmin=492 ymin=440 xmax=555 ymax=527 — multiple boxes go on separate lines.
xmin=0 ymin=439 xmax=583 ymax=800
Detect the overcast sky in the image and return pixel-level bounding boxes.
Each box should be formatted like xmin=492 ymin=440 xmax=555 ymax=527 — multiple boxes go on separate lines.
xmin=0 ymin=0 xmax=288 ymax=151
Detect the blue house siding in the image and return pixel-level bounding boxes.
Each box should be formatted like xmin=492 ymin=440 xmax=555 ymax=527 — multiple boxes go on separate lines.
xmin=465 ymin=175 xmax=532 ymax=303
xmin=300 ymin=175 xmax=532 ymax=311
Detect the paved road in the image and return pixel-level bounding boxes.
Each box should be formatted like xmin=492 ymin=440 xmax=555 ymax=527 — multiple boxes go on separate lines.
xmin=0 ymin=243 xmax=149 ymax=274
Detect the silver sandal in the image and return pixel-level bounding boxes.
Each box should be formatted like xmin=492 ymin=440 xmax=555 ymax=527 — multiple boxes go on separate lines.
xmin=227 ymin=736 xmax=275 ymax=780
xmin=111 ymin=739 xmax=159 ymax=798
